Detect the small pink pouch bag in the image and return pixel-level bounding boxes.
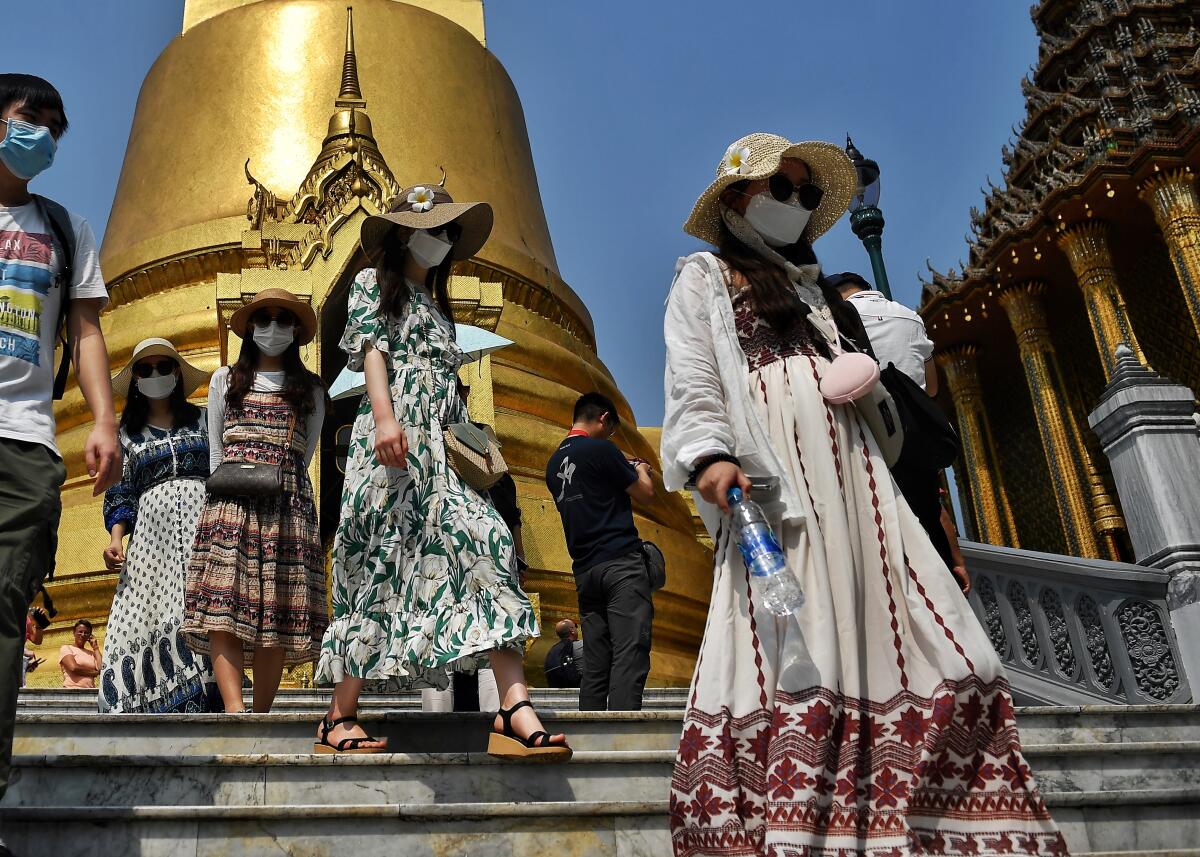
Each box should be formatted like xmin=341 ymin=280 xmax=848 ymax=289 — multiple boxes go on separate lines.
xmin=807 ymin=311 xmax=880 ymax=403
xmin=817 ymin=352 xmax=880 ymax=404
xmin=807 ymin=310 xmax=905 ymax=467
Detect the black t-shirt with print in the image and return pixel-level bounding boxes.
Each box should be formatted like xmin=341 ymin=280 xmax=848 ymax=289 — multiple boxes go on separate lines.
xmin=545 ymin=435 xmax=640 ymax=573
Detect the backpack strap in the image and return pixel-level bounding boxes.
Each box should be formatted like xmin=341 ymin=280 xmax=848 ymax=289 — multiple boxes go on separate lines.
xmin=32 ymin=195 xmax=76 ymax=401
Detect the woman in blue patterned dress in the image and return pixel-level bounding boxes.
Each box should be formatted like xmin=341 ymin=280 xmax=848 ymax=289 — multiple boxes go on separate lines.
xmin=99 ymin=338 xmax=217 ymax=713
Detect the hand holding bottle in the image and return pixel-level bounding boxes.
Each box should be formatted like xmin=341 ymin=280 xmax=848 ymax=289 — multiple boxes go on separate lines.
xmin=699 ymin=461 xmax=752 ymax=512
xmin=728 ymin=487 xmax=804 ymax=616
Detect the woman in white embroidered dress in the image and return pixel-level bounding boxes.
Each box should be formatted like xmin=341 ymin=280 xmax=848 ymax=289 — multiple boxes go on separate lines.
xmin=661 ymin=133 xmax=1067 ymax=856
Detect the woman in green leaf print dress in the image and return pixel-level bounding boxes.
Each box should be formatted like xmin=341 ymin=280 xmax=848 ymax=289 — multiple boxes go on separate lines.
xmin=315 ymin=183 xmax=570 ymax=761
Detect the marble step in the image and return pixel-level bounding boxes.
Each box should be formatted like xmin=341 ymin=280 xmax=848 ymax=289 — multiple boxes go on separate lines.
xmin=1013 ymin=704 xmax=1200 ymax=746
xmin=7 ymin=741 xmax=1200 ymax=809
xmin=2 ymin=790 xmax=1200 ymax=857
xmin=13 ymin=710 xmax=686 ymax=755
xmin=14 ymin=686 xmax=691 ymax=712
xmin=14 ymin=704 xmax=1200 ymax=758
xmin=4 ymin=750 xmax=672 ymax=808
xmin=0 ymin=801 xmax=670 ymax=857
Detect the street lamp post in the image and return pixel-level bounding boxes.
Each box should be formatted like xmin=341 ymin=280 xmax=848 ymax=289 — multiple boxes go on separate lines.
xmin=845 ymin=135 xmax=892 ymax=300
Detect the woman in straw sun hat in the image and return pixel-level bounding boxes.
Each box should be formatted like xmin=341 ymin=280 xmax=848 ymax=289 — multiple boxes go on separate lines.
xmin=99 ymin=338 xmax=217 ymax=713
xmin=313 ymin=181 xmax=568 ymax=760
xmin=183 ymin=289 xmax=329 ymax=714
xmin=661 ymin=134 xmax=1065 ymax=854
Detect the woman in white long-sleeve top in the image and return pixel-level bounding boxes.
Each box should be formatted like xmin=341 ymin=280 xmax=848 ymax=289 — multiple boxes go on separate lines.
xmin=661 ymin=134 xmax=1065 ymax=856
xmin=183 ymin=289 xmax=328 ymax=714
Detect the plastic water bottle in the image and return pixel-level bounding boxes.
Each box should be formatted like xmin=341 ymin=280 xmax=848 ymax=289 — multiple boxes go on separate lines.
xmin=728 ymin=486 xmax=805 ymax=616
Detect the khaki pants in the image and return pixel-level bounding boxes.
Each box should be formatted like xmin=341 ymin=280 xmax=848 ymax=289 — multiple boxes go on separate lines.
xmin=0 ymin=437 xmax=66 ymax=800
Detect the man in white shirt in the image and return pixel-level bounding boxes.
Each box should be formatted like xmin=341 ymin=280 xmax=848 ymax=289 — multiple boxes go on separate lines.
xmin=830 ymin=271 xmax=937 ymax=393
xmin=831 ymin=272 xmax=968 ymax=593
xmin=0 ymin=75 xmax=121 ymax=823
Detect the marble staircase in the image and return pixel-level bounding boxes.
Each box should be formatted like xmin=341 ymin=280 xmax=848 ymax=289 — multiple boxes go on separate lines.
xmin=3 ymin=690 xmax=1199 ymax=856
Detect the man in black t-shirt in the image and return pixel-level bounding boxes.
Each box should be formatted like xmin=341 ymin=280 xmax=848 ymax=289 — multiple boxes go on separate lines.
xmin=546 ymin=393 xmax=655 ymax=710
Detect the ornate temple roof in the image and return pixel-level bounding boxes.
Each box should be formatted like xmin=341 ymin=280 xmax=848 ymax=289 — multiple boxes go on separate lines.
xmin=920 ymin=0 xmax=1200 ymax=314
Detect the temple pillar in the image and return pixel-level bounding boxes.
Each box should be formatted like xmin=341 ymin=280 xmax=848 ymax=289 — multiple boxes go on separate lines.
xmin=1057 ymin=221 xmax=1148 ymax=379
xmin=935 ymin=345 xmax=1019 ymax=546
xmin=1140 ymin=168 xmax=1200 ymax=344
xmin=998 ymin=282 xmax=1102 ymax=558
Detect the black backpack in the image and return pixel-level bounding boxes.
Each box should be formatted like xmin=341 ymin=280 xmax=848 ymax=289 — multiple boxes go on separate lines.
xmin=879 ymin=362 xmax=960 ymax=471
xmin=544 ymin=639 xmax=583 ymax=688
xmin=31 ymin=194 xmax=77 ymax=401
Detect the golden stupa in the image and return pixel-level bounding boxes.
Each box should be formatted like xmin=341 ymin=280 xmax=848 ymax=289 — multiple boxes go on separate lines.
xmin=34 ymin=0 xmax=711 ymax=687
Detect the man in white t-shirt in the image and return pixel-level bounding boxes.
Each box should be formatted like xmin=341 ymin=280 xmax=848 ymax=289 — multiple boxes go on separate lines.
xmin=0 ymin=75 xmax=121 ymax=822
xmin=831 ymin=271 xmax=969 ymax=594
xmin=830 ymin=271 xmax=936 ymax=392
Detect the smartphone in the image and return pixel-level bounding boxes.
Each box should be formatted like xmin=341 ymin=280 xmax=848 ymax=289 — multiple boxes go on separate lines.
xmin=683 ymin=474 xmax=781 ymax=500
xmin=749 ymin=475 xmax=781 ymax=501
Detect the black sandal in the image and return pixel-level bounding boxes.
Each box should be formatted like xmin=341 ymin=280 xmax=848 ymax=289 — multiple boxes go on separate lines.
xmin=486 ymin=700 xmax=572 ymax=762
xmin=314 ymin=714 xmax=388 ymax=754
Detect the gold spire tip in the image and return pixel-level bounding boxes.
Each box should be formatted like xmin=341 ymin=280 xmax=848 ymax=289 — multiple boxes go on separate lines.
xmin=336 ymin=5 xmax=366 ymax=108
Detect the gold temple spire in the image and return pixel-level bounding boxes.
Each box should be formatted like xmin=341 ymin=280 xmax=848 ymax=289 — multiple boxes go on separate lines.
xmin=336 ymin=7 xmax=366 ymax=109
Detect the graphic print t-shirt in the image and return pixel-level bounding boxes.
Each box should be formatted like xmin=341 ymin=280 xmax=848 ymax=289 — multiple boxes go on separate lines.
xmin=0 ymin=202 xmax=107 ymax=453
xmin=545 ymin=435 xmax=641 ymax=572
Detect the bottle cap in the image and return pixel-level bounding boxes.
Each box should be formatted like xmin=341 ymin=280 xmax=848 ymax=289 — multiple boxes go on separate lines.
xmin=727 ymin=486 xmax=743 ymax=504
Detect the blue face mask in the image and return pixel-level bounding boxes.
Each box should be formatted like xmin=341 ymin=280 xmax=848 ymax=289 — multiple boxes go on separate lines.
xmin=0 ymin=118 xmax=57 ymax=181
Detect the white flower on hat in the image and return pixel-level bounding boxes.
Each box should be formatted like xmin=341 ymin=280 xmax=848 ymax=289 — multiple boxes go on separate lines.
xmin=722 ymin=144 xmax=753 ymax=176
xmin=407 ymin=186 xmax=437 ymax=212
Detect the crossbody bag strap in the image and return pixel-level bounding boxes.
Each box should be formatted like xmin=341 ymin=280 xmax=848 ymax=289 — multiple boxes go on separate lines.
xmin=33 ymin=195 xmax=77 ymax=400
xmin=284 ymin=409 xmax=297 ymax=458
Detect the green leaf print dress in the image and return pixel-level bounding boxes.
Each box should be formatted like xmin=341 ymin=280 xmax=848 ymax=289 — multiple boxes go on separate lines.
xmin=316 ymin=268 xmax=538 ymax=689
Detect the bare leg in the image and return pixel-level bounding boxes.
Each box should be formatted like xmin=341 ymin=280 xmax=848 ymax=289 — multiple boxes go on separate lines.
xmin=488 ymin=648 xmax=567 ymax=746
xmin=209 ymin=631 xmax=246 ymax=713
xmin=315 ymin=677 xmax=386 ymax=749
xmin=251 ymin=646 xmax=285 ymax=713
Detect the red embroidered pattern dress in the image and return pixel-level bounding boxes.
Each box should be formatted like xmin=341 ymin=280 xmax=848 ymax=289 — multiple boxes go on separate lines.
xmin=669 ymin=284 xmax=1066 ymax=856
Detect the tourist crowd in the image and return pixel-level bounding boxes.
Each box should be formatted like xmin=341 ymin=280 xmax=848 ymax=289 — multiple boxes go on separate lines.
xmin=0 ymin=74 xmax=1070 ymax=855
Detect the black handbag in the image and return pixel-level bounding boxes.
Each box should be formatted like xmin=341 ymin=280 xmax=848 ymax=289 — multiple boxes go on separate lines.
xmin=641 ymin=541 xmax=667 ymax=592
xmin=206 ymin=415 xmax=296 ymax=498
xmin=879 ymin=363 xmax=960 ymax=471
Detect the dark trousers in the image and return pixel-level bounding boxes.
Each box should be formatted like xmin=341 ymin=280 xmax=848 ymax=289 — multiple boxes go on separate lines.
xmin=891 ymin=459 xmax=956 ymax=576
xmin=0 ymin=438 xmax=65 ymax=800
xmin=575 ymin=549 xmax=653 ymax=711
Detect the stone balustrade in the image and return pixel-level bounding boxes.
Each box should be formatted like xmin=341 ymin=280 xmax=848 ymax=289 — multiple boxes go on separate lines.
xmin=962 ymin=541 xmax=1192 ymax=705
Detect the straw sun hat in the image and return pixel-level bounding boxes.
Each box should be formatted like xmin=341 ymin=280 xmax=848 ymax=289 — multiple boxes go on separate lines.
xmin=228 ymin=288 xmax=318 ymax=345
xmin=361 ymin=181 xmax=493 ymax=263
xmin=684 ymin=133 xmax=858 ymax=247
xmin=111 ymin=338 xmax=208 ymax=399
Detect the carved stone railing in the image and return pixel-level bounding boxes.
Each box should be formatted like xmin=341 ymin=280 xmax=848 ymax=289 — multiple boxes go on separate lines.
xmin=962 ymin=541 xmax=1192 ymax=705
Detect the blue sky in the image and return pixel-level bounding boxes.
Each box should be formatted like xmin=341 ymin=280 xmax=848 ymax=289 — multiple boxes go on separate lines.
xmin=8 ymin=1 xmax=1037 ymax=426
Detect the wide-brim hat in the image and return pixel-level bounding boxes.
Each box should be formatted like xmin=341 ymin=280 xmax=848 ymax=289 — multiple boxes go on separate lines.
xmin=111 ymin=338 xmax=209 ymax=399
xmin=684 ymin=133 xmax=858 ymax=247
xmin=361 ymin=182 xmax=493 ymax=263
xmin=228 ymin=288 xmax=317 ymax=345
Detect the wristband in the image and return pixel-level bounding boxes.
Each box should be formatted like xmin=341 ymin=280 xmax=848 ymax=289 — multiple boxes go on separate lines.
xmin=688 ymin=453 xmax=741 ymax=485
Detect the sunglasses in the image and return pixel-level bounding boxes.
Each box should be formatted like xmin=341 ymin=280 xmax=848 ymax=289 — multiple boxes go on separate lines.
xmin=133 ymin=359 xmax=177 ymax=379
xmin=251 ymin=310 xmax=296 ymax=328
xmin=736 ymin=174 xmax=825 ymax=211
xmin=427 ymin=222 xmax=463 ymax=242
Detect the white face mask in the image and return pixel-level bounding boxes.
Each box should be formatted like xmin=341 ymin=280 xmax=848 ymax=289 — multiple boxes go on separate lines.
xmin=136 ymin=373 xmax=177 ymax=400
xmin=408 ymin=229 xmax=453 ymax=270
xmin=253 ymin=321 xmax=295 ymax=356
xmin=743 ymin=193 xmax=813 ymax=247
